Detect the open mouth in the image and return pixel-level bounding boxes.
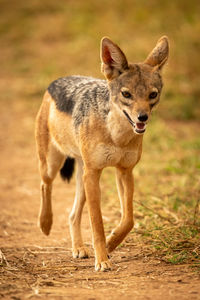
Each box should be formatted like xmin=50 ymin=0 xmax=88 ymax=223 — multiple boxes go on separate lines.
xmin=123 ymin=110 xmax=147 ymax=135
xmin=135 ymin=122 xmax=146 ymax=134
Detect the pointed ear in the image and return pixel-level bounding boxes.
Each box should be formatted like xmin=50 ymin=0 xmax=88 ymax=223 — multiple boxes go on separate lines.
xmin=100 ymin=37 xmax=129 ymax=80
xmin=144 ymin=36 xmax=169 ymax=70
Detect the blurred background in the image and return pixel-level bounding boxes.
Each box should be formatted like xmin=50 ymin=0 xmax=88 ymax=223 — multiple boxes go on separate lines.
xmin=0 ymin=0 xmax=200 ymax=268
xmin=1 ymin=0 xmax=200 ymax=120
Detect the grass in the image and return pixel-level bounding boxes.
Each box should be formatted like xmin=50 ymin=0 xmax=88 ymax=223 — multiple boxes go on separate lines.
xmin=0 ymin=0 xmax=199 ymax=271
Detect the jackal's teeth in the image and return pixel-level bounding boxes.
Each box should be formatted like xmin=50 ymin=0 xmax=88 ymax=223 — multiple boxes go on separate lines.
xmin=134 ymin=122 xmax=147 ymax=134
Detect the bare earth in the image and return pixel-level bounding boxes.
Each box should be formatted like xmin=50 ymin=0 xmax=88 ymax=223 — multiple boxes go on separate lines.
xmin=0 ymin=101 xmax=199 ymax=300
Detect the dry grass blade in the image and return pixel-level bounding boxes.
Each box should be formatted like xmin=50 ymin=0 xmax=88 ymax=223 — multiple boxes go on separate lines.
xmin=0 ymin=249 xmax=10 ymax=267
xmin=163 ymin=207 xmax=180 ymax=224
xmin=193 ymin=194 xmax=200 ymax=226
xmin=134 ymin=200 xmax=176 ymax=224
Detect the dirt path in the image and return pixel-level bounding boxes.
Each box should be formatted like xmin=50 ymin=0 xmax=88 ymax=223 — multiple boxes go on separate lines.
xmin=0 ymin=102 xmax=200 ymax=300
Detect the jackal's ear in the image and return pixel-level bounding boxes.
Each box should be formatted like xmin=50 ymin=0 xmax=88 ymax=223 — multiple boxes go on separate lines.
xmin=101 ymin=37 xmax=129 ymax=80
xmin=144 ymin=36 xmax=169 ymax=70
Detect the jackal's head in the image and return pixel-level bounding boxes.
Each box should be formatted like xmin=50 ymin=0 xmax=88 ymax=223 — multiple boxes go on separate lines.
xmin=100 ymin=36 xmax=169 ymax=134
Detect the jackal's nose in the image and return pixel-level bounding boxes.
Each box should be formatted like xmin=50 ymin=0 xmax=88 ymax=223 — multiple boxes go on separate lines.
xmin=137 ymin=113 xmax=148 ymax=122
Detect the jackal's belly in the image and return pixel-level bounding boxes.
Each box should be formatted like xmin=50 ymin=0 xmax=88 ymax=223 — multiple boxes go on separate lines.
xmin=90 ymin=143 xmax=140 ymax=169
xmin=51 ymin=134 xmax=80 ymax=157
xmin=50 ymin=118 xmax=80 ymax=157
xmin=49 ymin=101 xmax=81 ymax=157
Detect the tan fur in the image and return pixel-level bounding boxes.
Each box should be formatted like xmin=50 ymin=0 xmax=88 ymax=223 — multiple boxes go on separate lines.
xmin=35 ymin=36 xmax=169 ymax=271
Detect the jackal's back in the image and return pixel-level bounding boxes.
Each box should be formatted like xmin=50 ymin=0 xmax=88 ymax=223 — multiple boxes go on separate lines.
xmin=48 ymin=76 xmax=110 ymax=128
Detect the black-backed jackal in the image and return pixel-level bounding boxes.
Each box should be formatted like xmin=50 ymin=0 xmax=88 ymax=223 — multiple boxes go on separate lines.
xmin=35 ymin=36 xmax=169 ymax=271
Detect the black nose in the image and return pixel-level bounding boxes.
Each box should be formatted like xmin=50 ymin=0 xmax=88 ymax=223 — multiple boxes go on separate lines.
xmin=138 ymin=113 xmax=148 ymax=122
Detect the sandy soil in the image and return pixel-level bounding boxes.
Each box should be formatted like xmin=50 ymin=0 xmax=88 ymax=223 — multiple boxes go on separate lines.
xmin=0 ymin=102 xmax=199 ymax=300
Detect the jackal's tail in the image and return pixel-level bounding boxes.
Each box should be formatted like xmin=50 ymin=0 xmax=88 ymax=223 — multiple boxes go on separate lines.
xmin=60 ymin=157 xmax=75 ymax=182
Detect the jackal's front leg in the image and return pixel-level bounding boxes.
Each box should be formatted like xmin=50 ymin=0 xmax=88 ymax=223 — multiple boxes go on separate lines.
xmin=84 ymin=168 xmax=111 ymax=271
xmin=106 ymin=167 xmax=134 ymax=253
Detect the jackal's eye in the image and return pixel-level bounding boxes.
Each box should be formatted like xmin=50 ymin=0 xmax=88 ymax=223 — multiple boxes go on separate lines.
xmin=149 ymin=91 xmax=158 ymax=99
xmin=121 ymin=91 xmax=131 ymax=99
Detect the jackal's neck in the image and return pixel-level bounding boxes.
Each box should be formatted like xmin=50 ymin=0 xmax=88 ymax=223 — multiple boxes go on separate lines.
xmin=106 ymin=102 xmax=143 ymax=147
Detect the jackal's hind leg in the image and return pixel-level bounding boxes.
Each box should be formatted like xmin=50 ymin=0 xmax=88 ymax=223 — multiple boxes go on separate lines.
xmin=69 ymin=159 xmax=88 ymax=259
xmin=38 ymin=143 xmax=65 ymax=235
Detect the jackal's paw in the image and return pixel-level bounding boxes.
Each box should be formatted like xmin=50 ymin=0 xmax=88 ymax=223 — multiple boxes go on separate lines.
xmin=72 ymin=247 xmax=89 ymax=259
xmin=95 ymin=260 xmax=112 ymax=272
xmin=39 ymin=214 xmax=52 ymax=236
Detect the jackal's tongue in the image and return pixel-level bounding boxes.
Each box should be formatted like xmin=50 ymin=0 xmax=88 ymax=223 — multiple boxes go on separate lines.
xmin=136 ymin=123 xmax=145 ymax=129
